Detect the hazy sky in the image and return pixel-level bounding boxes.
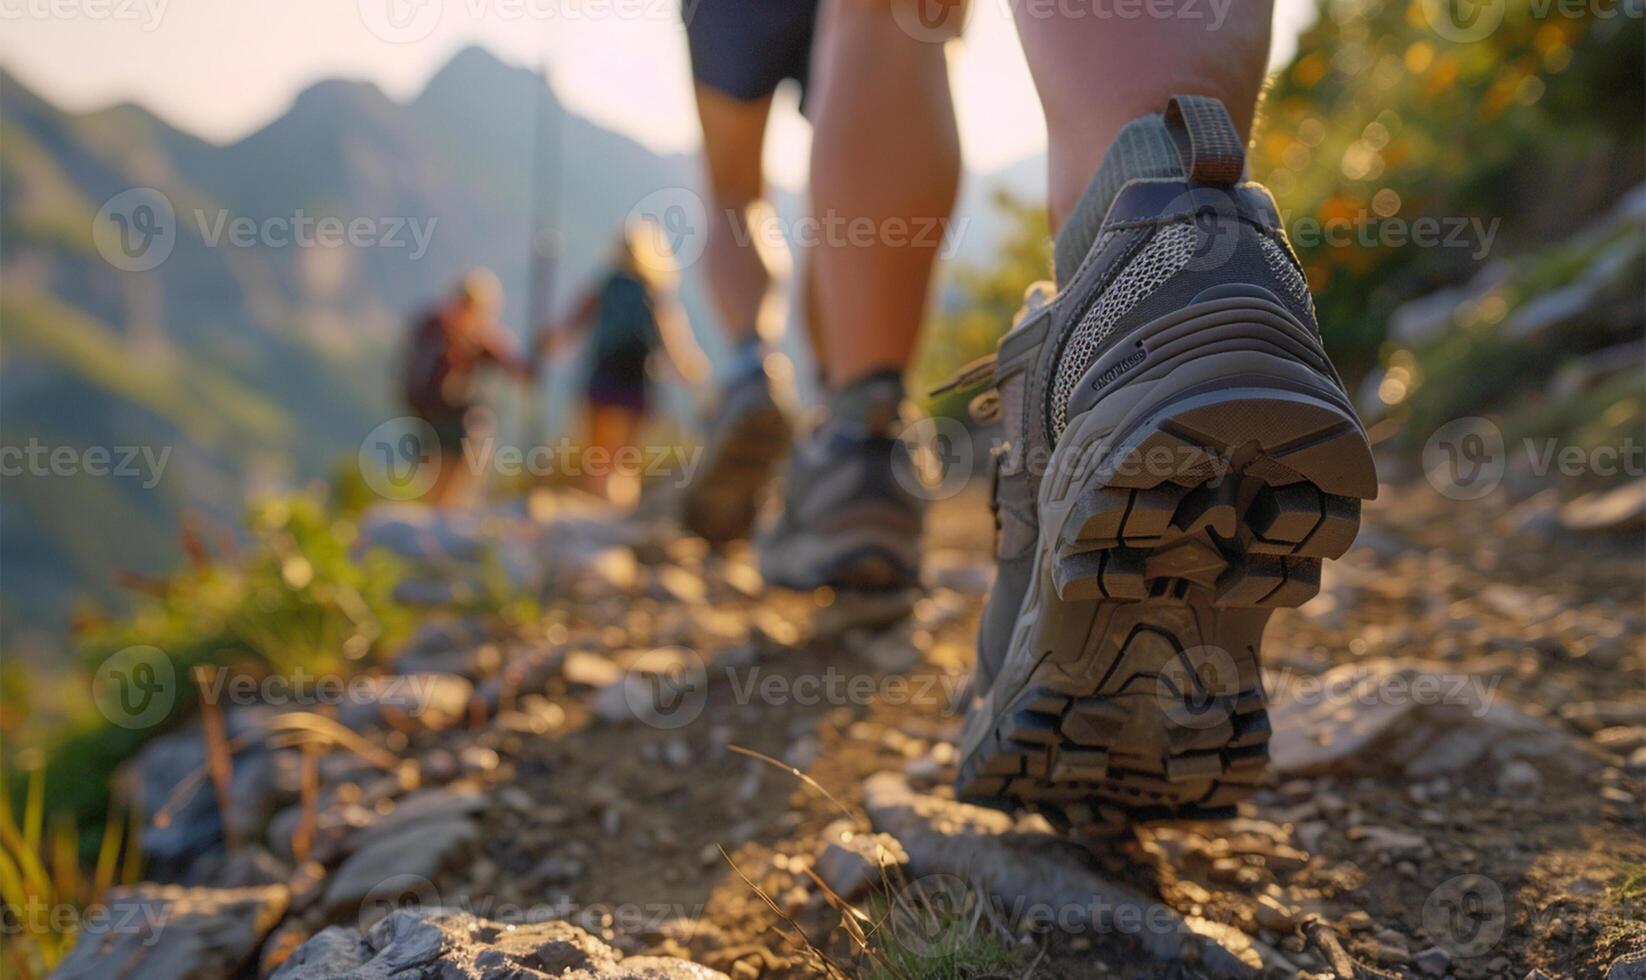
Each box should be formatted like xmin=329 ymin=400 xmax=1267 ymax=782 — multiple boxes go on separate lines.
xmin=0 ymin=0 xmax=1316 ymax=186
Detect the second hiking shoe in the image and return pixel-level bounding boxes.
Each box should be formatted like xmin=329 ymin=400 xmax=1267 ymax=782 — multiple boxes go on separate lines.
xmin=681 ymin=369 xmax=790 ymax=546
xmin=955 ymin=96 xmax=1378 ymax=837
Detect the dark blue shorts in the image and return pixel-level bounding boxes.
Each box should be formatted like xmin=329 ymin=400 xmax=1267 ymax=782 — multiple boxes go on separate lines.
xmin=683 ymin=0 xmax=821 ymax=108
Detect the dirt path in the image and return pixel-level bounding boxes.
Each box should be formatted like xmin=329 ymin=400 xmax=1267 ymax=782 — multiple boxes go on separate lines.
xmin=68 ymin=477 xmax=1645 ymax=979
xmin=406 ymin=479 xmax=1644 ymax=978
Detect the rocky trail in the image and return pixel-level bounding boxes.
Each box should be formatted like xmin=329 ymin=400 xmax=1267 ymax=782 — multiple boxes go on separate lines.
xmin=55 ymin=469 xmax=1646 ymax=979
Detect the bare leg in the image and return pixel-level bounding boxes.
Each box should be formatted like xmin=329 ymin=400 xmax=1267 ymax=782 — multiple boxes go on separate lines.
xmin=428 ymin=453 xmax=468 ymax=510
xmin=693 ymin=84 xmax=774 ymax=347
xmin=808 ymin=0 xmax=960 ymax=389
xmin=584 ymin=403 xmax=641 ymax=503
xmin=1013 ymin=2 xmax=1273 ymax=233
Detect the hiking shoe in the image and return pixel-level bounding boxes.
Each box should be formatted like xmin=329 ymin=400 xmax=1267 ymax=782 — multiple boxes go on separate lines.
xmin=681 ymin=369 xmax=790 ymax=545
xmin=757 ymin=415 xmax=924 ymax=592
xmin=953 ymin=96 xmax=1378 ymax=837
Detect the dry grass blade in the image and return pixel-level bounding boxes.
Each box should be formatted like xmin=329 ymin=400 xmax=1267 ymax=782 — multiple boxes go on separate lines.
xmin=800 ymin=865 xmax=873 ymax=960
xmin=121 ymin=806 xmax=143 ymax=884
xmin=725 ymin=744 xmax=862 ymax=831
xmin=718 ymin=845 xmax=852 ymax=980
xmin=194 ymin=666 xmax=240 ymax=850
xmin=93 ymin=804 xmax=124 ymax=898
xmin=292 ymin=742 xmax=320 ymax=864
xmin=262 ymin=712 xmax=404 ymax=771
xmin=50 ymin=814 xmax=78 ymax=904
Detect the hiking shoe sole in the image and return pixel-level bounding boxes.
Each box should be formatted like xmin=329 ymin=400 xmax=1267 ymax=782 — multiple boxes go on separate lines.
xmin=682 ymin=398 xmax=789 ymax=546
xmin=957 ymin=291 xmax=1377 ymax=837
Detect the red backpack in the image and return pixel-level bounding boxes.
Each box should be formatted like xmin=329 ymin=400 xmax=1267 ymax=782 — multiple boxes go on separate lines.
xmin=403 ymin=312 xmax=453 ymax=415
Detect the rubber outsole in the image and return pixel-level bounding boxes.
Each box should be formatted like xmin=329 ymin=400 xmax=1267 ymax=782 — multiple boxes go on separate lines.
xmin=681 ymin=401 xmax=790 ymax=546
xmin=956 ymin=386 xmax=1376 ymax=837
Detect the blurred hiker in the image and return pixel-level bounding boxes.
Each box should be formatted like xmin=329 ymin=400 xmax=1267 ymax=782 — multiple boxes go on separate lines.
xmin=403 ymin=267 xmax=544 ymax=508
xmin=675 ymin=1 xmax=1376 ymax=837
xmin=676 ymin=0 xmax=961 ymax=576
xmin=547 ymin=224 xmax=708 ymax=504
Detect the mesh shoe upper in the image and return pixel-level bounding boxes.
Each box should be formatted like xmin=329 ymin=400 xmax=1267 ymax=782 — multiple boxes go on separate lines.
xmin=972 ymin=97 xmax=1327 ymax=697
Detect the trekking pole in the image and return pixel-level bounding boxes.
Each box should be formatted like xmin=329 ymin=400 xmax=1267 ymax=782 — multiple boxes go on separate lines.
xmin=522 ymin=28 xmax=561 ymax=485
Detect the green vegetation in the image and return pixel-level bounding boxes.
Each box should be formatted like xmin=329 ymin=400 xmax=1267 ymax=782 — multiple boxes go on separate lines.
xmin=914 ymin=190 xmax=1049 ymax=420
xmin=1260 ymin=0 xmax=1645 ymax=380
xmin=860 ymin=881 xmax=1026 ymax=980
xmin=4 ymin=492 xmax=414 ymax=846
xmin=916 ymin=0 xmax=1644 ymax=473
xmin=0 ymin=764 xmax=142 ymax=978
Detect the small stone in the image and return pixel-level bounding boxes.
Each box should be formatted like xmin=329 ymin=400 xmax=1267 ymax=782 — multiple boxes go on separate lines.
xmin=1414 ymin=945 xmax=1452 ymax=976
xmin=1345 ymin=825 xmax=1428 ymax=858
xmin=1295 ymin=820 xmax=1329 ymax=854
xmin=663 ymin=738 xmax=693 ymax=767
xmin=593 ymin=648 xmax=704 ymax=726
xmin=1340 ymin=910 xmax=1374 ymax=932
xmin=1595 ymin=726 xmax=1646 ymax=754
xmin=784 ymin=736 xmax=821 ymax=770
xmin=1562 ymin=700 xmax=1643 ymax=734
xmin=1373 ymin=928 xmax=1408 ymax=952
xmin=905 ymin=754 xmax=943 ymax=782
xmin=1498 ymin=759 xmax=1542 ymax=795
xmin=563 ymin=650 xmax=625 ymax=688
xmin=814 ymin=821 xmax=908 ymax=901
xmin=1602 ymin=786 xmax=1638 ymax=806
xmin=532 ymin=855 xmax=585 ymax=884
xmin=1254 ymin=895 xmax=1297 ymax=933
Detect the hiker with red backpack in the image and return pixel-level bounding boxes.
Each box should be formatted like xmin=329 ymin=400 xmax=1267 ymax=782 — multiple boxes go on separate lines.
xmin=403 ymin=268 xmax=548 ymax=508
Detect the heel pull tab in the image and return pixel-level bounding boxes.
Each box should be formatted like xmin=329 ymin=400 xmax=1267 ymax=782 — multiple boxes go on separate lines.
xmin=1165 ymin=95 xmax=1245 ymax=186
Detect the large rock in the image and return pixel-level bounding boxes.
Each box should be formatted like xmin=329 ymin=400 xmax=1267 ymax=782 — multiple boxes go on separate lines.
xmin=395 ymin=618 xmax=497 ymax=677
xmin=1266 ymin=658 xmax=1590 ymax=777
xmin=126 ymin=706 xmax=294 ymax=870
xmin=815 ymin=819 xmax=909 ymax=901
xmin=322 ymin=816 xmax=480 ymax=918
xmin=357 ymin=503 xmax=488 ymax=564
xmin=51 ymin=883 xmax=287 ymax=980
xmin=340 ymin=786 xmax=488 ymax=857
xmin=862 ymin=773 xmax=1263 ymax=978
xmin=337 ymin=672 xmax=474 ymax=733
xmin=271 ymin=907 xmax=727 ymax=979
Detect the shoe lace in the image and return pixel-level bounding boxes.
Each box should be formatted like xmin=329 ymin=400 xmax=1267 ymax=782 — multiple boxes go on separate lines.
xmin=928 ymin=352 xmax=1001 ymax=425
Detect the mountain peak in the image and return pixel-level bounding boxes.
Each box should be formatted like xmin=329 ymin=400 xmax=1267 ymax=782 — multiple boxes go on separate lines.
xmin=290 ymin=77 xmax=394 ymax=115
xmin=417 ymin=45 xmax=556 ymax=114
